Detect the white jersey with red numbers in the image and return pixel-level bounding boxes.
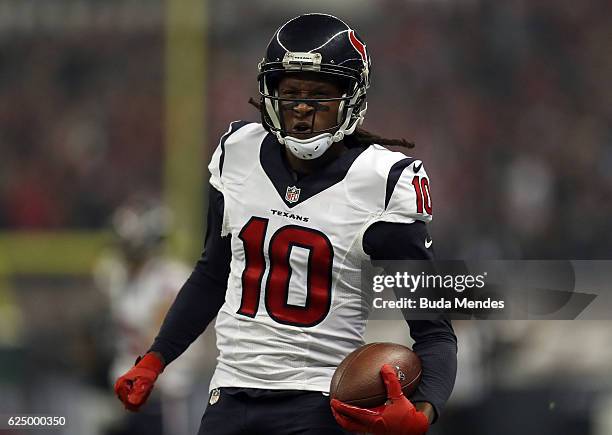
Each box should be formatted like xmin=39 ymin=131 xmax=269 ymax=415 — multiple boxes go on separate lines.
xmin=208 ymin=121 xmax=432 ymax=392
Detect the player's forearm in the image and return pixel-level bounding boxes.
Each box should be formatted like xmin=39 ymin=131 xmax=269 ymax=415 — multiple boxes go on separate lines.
xmin=408 ymin=319 xmax=457 ymax=422
xmin=148 ymin=265 xmax=227 ymax=364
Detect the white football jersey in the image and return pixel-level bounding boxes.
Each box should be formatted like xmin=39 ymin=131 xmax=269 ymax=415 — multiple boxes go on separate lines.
xmin=208 ymin=121 xmax=432 ymax=392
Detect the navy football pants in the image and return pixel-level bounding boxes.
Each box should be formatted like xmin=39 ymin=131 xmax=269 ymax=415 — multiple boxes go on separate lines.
xmin=198 ymin=388 xmax=349 ymax=435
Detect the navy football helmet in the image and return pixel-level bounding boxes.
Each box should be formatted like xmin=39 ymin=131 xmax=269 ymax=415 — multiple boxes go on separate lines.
xmin=258 ymin=13 xmax=371 ymax=159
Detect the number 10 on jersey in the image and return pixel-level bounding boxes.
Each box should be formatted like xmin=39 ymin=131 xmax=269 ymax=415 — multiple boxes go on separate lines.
xmin=237 ymin=217 xmax=334 ymax=327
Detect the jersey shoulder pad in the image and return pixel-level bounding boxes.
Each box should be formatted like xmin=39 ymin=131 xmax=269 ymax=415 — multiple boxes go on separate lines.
xmin=345 ymin=144 xmax=404 ymax=211
xmin=347 ymin=144 xmax=432 ymax=223
xmin=208 ymin=121 xmax=266 ymax=191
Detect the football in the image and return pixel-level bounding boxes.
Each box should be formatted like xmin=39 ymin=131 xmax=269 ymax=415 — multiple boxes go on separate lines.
xmin=330 ymin=342 xmax=422 ymax=408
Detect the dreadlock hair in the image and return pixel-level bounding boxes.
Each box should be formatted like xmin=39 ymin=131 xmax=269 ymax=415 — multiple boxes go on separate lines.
xmin=248 ymin=97 xmax=415 ymax=150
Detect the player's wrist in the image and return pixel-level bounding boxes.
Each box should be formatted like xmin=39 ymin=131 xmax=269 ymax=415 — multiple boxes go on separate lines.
xmin=413 ymin=401 xmax=434 ymax=424
xmin=136 ymin=352 xmax=165 ymax=374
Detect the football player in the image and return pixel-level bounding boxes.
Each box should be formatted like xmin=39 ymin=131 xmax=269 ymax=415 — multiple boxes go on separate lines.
xmin=114 ymin=13 xmax=457 ymax=435
xmin=96 ymin=199 xmax=200 ymax=435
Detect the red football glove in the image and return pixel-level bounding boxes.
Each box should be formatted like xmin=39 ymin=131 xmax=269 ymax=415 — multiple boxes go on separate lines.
xmin=114 ymin=352 xmax=164 ymax=412
xmin=331 ymin=364 xmax=430 ymax=435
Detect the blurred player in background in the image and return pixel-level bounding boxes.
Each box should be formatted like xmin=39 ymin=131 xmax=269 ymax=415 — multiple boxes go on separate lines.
xmin=114 ymin=13 xmax=457 ymax=435
xmin=95 ymin=198 xmax=201 ymax=435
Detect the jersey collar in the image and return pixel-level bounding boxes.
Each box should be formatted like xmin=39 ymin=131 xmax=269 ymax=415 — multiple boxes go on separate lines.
xmin=260 ymin=133 xmax=366 ymax=208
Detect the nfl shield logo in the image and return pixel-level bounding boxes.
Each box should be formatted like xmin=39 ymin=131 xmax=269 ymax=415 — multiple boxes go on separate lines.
xmin=285 ymin=186 xmax=301 ymax=203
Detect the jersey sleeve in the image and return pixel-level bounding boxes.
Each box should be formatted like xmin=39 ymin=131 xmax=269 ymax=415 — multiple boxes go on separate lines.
xmin=208 ymin=143 xmax=224 ymax=192
xmin=379 ymin=158 xmax=433 ymax=225
xmin=363 ymin=220 xmax=433 ymax=261
xmin=208 ymin=120 xmax=254 ymax=193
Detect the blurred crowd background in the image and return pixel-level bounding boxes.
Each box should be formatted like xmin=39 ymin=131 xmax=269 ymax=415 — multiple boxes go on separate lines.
xmin=0 ymin=0 xmax=611 ymax=434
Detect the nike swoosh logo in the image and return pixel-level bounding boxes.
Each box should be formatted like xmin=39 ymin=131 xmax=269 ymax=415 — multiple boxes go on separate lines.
xmin=425 ymin=238 xmax=433 ymax=249
xmin=413 ymin=161 xmax=423 ymax=172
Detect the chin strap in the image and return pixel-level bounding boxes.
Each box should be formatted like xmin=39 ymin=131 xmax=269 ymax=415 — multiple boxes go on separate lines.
xmin=278 ymin=130 xmax=344 ymax=160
